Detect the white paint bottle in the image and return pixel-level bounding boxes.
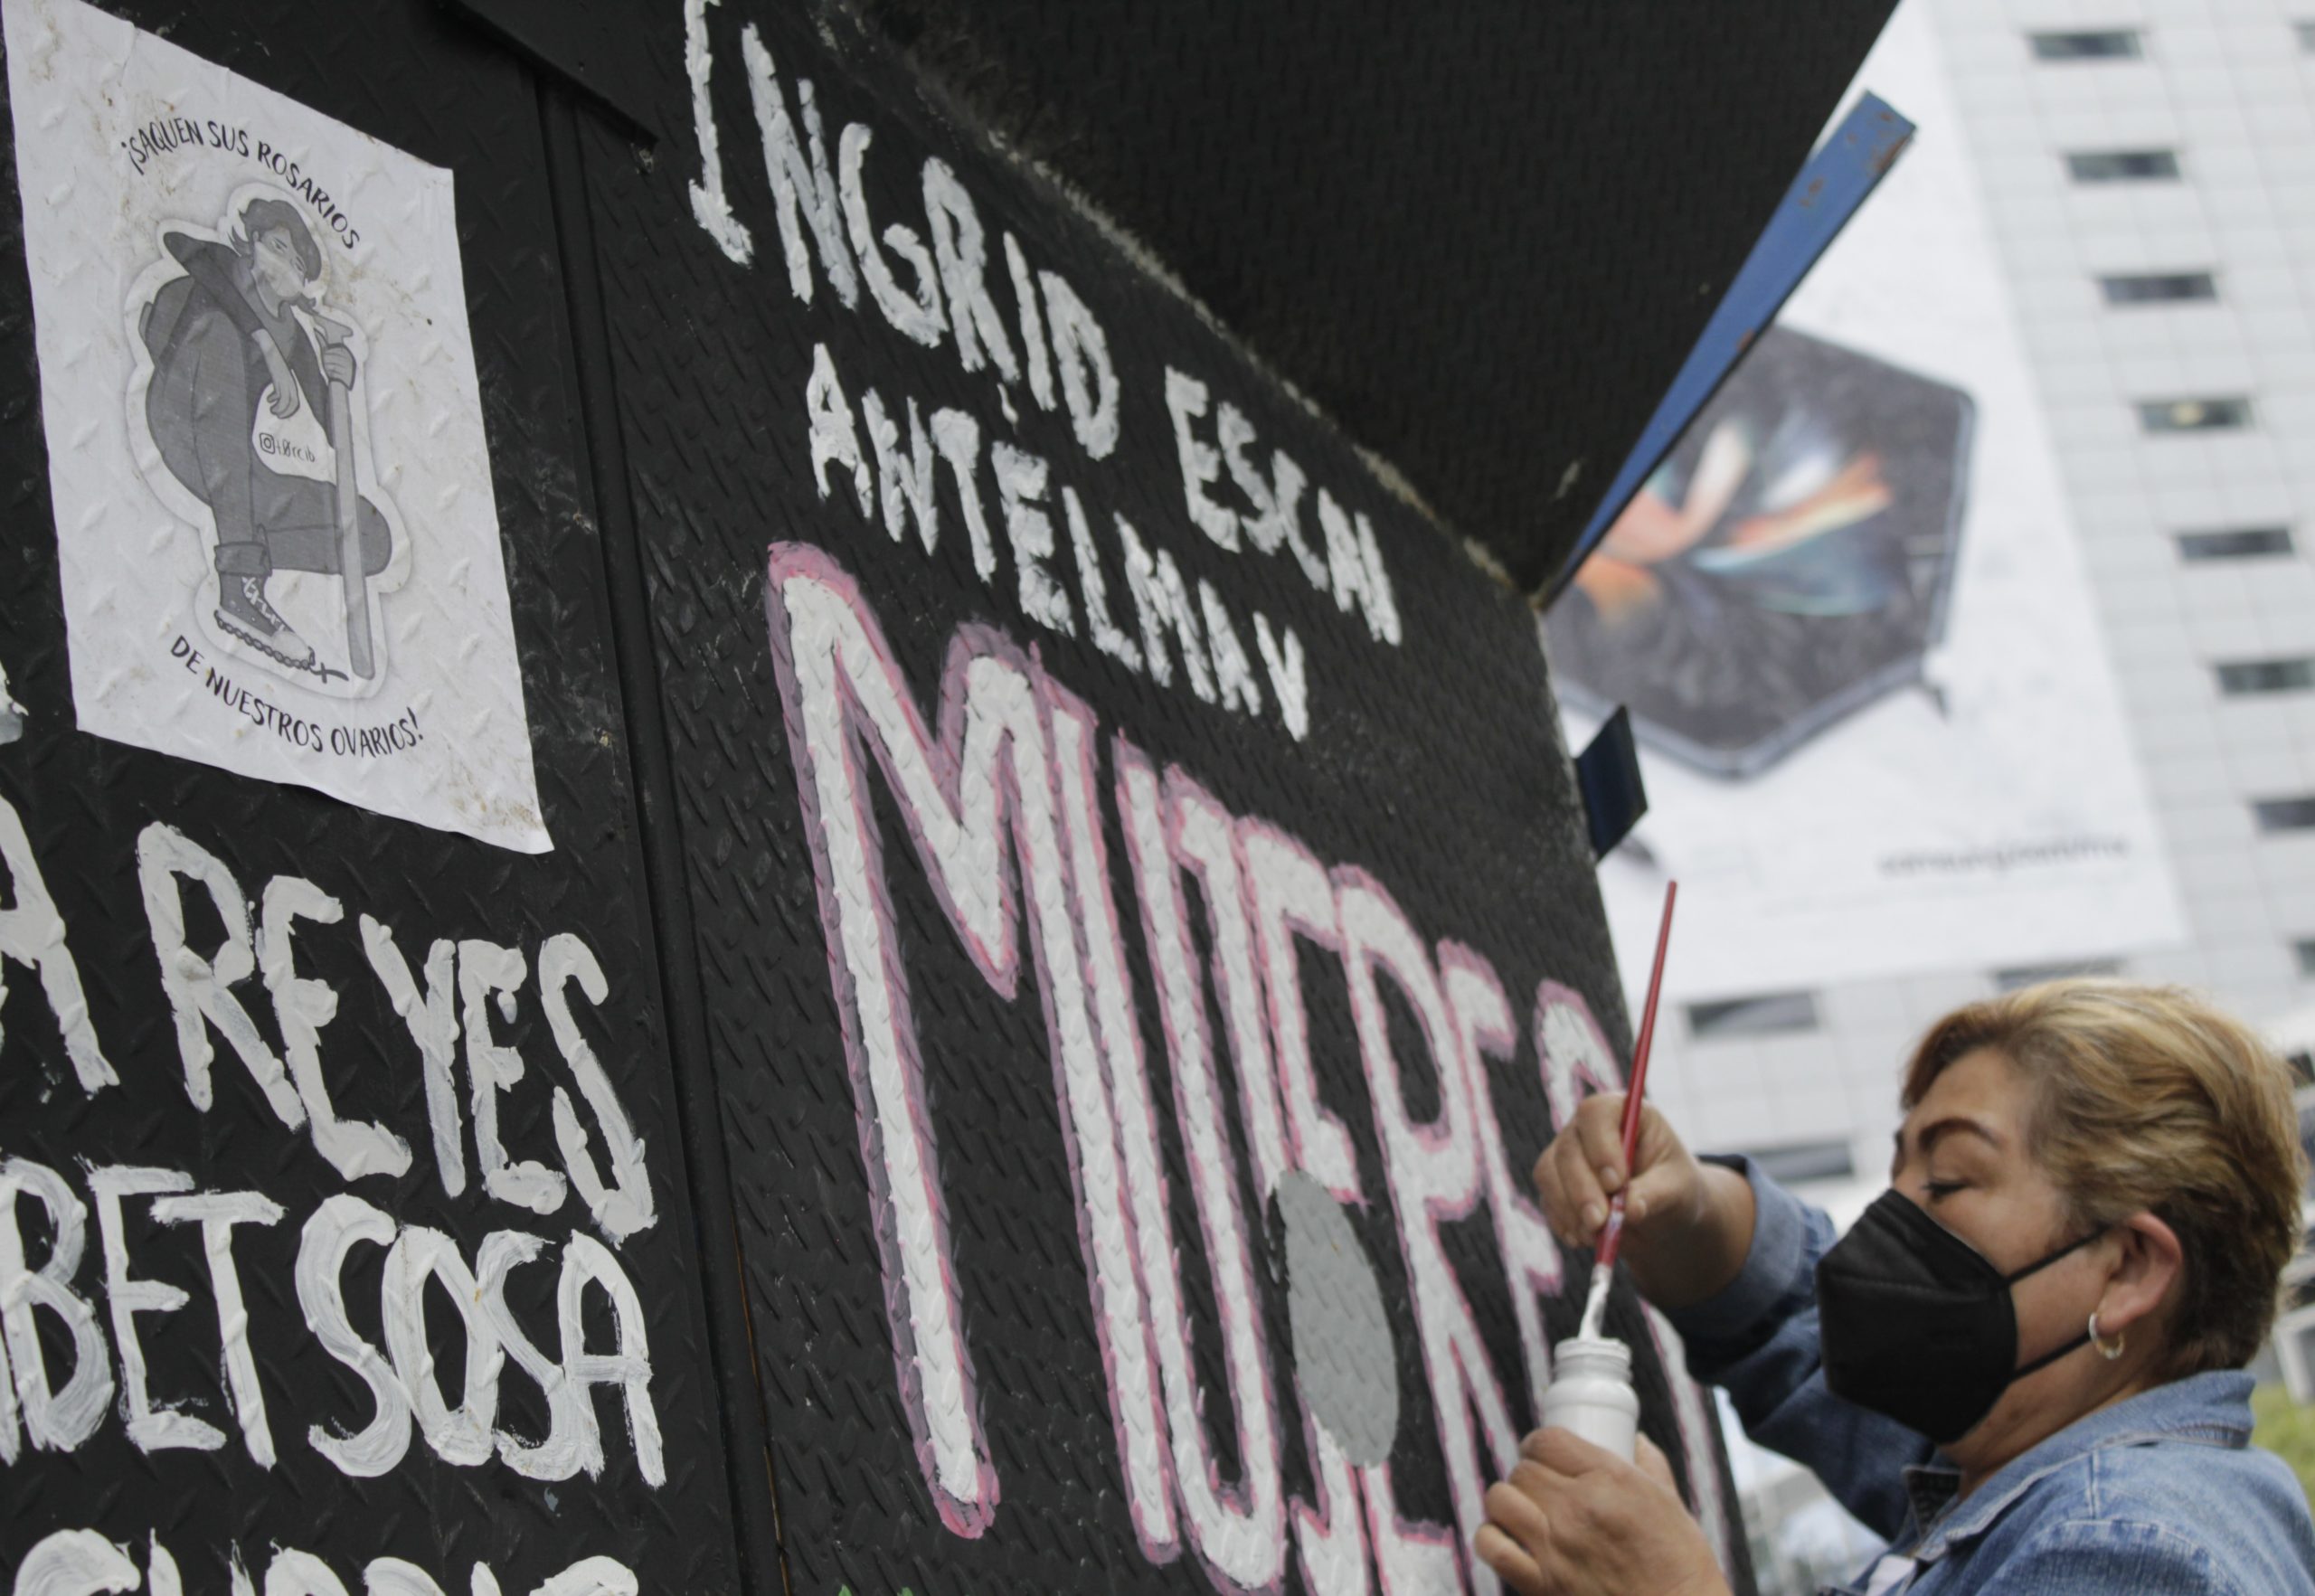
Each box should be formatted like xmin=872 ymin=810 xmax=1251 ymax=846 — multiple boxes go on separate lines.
xmin=1540 ymin=1336 xmax=1639 ymax=1460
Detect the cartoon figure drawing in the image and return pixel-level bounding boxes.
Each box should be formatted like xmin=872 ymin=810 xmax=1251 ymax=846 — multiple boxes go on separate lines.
xmin=136 ymin=195 xmax=390 ymax=681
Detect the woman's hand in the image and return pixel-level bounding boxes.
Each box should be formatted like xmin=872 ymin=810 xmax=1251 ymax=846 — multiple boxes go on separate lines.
xmin=1477 ymin=1430 xmax=1731 ymax=1596
xmin=251 ymin=329 xmax=299 ymax=420
xmin=1532 ymin=1092 xmax=1755 ymax=1310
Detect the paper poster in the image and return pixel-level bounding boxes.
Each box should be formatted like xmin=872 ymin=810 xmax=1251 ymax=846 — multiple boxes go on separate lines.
xmin=4 ymin=0 xmax=547 ymax=852
xmin=1546 ymin=3 xmax=2179 ymax=1001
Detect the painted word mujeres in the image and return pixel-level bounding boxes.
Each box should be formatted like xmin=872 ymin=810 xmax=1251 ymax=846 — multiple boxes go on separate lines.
xmin=766 ymin=545 xmax=1732 ymax=1594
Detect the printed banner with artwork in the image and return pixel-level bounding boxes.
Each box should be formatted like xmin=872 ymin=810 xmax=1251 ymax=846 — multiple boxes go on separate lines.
xmin=1547 ymin=5 xmax=2181 ymax=1001
xmin=4 ymin=0 xmax=546 ymax=852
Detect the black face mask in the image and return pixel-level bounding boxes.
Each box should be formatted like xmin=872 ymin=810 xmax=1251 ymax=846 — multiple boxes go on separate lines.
xmin=1816 ymin=1189 xmax=2104 ymax=1445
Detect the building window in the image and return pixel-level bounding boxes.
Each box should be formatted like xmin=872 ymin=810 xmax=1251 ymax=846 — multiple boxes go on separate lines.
xmin=1993 ymin=959 xmax=2121 ymax=991
xmin=2099 ymin=271 xmax=2216 ymax=306
xmin=2178 ymin=526 xmax=2295 ymax=562
xmin=2067 ymin=149 xmax=2181 ymax=182
xmin=2254 ymin=797 xmax=2315 ymax=834
xmin=2137 ymin=396 xmax=2253 ymax=433
xmin=2031 ymin=29 xmax=2143 ymax=60
xmin=1687 ymin=991 xmax=1819 ymax=1039
xmin=2217 ymin=658 xmax=2315 ymax=696
xmin=1735 ymin=1139 xmax=1857 ymax=1185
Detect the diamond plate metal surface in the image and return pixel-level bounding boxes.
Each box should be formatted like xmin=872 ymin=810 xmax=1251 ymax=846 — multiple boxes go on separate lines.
xmin=569 ymin=5 xmax=1754 ymax=1591
xmin=0 ymin=3 xmax=745 ymax=1591
xmin=5 ymin=4 xmax=1763 ymax=1591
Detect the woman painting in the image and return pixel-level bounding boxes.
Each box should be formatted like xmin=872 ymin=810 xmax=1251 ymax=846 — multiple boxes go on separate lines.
xmin=1482 ymin=979 xmax=2315 ymax=1593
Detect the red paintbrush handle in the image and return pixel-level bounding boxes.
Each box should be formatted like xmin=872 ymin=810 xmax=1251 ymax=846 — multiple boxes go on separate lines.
xmin=1596 ymin=881 xmax=1677 ymax=1274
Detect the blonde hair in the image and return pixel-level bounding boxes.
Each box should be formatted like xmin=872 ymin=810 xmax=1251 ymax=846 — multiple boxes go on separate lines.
xmin=1901 ymin=979 xmax=2305 ymax=1377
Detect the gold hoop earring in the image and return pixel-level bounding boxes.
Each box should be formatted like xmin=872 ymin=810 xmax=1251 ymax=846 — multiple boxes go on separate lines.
xmin=2089 ymin=1311 xmax=2126 ymax=1361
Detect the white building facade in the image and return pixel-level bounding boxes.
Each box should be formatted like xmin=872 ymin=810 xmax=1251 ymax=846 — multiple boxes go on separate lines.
xmin=1608 ymin=8 xmax=2315 ymax=1584
xmin=1639 ymin=0 xmax=2315 ymax=1207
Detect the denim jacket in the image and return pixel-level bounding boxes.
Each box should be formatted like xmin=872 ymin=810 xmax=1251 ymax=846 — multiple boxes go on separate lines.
xmin=1665 ymin=1158 xmax=2315 ymax=1595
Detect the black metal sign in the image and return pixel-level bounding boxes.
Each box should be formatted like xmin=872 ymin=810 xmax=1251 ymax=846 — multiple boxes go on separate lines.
xmin=0 ymin=3 xmax=745 ymax=1591
xmin=1 ymin=2 xmax=1751 ymax=1592
xmin=565 ymin=4 xmax=1750 ymax=1591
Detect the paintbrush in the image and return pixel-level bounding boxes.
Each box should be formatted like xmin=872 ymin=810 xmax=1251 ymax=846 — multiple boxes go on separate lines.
xmin=1577 ymin=880 xmax=1677 ymax=1341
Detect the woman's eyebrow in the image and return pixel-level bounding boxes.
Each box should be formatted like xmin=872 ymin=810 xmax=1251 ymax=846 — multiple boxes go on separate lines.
xmin=1906 ymin=1117 xmax=2003 ymax=1157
